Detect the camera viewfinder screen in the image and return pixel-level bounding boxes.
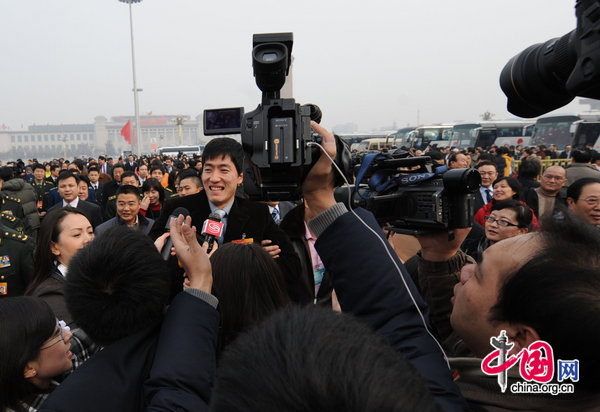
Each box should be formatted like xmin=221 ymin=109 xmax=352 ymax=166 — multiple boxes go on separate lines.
xmin=204 ymin=107 xmax=243 ymax=135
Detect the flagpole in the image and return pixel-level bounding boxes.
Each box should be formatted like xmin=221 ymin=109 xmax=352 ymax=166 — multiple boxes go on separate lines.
xmin=119 ymin=0 xmax=143 ymax=155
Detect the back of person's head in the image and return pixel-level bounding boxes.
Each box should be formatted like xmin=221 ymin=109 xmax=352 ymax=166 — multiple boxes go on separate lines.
xmin=517 ymin=159 xmax=541 ymax=179
xmin=0 ymin=166 xmax=14 ymax=182
xmin=428 ymin=150 xmax=445 ymax=162
xmin=210 ymin=242 xmax=290 ymax=349
xmin=572 ymin=149 xmax=592 ymax=163
xmin=491 ymin=212 xmax=600 ymax=391
xmin=567 ymin=177 xmax=600 ymax=202
xmin=65 ymin=226 xmax=170 ymax=346
xmin=57 ymin=170 xmax=79 ymax=186
xmin=72 ymin=159 xmax=85 ymax=172
xmin=0 ymin=297 xmax=56 ymax=411
xmin=202 ymin=137 xmax=244 ymax=175
xmin=211 ymin=306 xmax=440 ymax=412
xmin=491 ymin=199 xmax=533 ymax=229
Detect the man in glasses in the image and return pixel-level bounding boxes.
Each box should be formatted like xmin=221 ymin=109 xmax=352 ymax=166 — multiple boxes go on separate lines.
xmin=523 ymin=165 xmax=567 ymax=218
xmin=567 ymin=177 xmax=600 ymax=226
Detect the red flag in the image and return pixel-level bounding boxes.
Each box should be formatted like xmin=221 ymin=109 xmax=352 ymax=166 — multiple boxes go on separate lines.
xmin=147 ymin=111 xmax=152 ymax=116
xmin=121 ymin=119 xmax=132 ymax=145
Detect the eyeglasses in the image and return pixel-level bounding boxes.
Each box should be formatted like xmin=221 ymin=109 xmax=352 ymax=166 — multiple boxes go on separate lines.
xmin=583 ymin=197 xmax=600 ymax=206
xmin=484 ymin=215 xmax=518 ymax=227
xmin=40 ymin=320 xmax=67 ymax=350
xmin=542 ymin=175 xmax=565 ymax=181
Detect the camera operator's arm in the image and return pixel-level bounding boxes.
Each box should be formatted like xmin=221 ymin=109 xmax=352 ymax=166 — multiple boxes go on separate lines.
xmin=405 ymin=230 xmax=475 ymax=353
xmin=303 ymin=122 xmax=467 ymax=412
xmin=144 ymin=215 xmax=219 ymax=411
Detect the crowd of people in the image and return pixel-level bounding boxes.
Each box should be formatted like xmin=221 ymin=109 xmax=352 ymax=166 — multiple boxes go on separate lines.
xmin=0 ymin=127 xmax=599 ymax=411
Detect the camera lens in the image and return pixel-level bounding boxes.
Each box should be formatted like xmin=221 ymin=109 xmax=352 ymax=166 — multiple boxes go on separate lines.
xmin=443 ymin=168 xmax=481 ymax=193
xmin=499 ymin=30 xmax=577 ymax=118
xmin=252 ymin=43 xmax=288 ymax=92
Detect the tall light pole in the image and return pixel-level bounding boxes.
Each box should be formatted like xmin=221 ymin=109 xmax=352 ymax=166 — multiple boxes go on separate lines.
xmin=119 ymin=0 xmax=143 ymax=155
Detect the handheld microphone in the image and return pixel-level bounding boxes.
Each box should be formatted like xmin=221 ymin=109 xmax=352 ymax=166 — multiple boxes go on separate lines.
xmin=201 ymin=209 xmax=226 ymax=254
xmin=161 ymin=207 xmax=190 ymax=260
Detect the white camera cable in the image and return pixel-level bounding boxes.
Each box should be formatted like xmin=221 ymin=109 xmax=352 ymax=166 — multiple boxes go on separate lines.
xmin=307 ymin=141 xmax=451 ymax=368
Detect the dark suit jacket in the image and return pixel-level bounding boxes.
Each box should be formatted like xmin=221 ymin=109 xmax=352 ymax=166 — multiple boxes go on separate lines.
xmin=95 ymin=213 xmax=154 ymax=236
xmin=29 ymin=268 xmax=75 ymax=327
xmin=150 ymin=191 xmax=307 ymax=303
xmin=90 ymin=182 xmax=104 ymax=206
xmin=48 ymin=199 xmax=103 ymax=229
xmin=473 ymin=190 xmax=486 ymax=215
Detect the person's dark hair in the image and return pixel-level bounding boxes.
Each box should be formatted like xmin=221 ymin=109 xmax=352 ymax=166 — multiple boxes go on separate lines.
xmin=178 ymin=169 xmax=201 ymax=188
xmin=167 ymin=169 xmax=179 ymax=190
xmin=447 ymin=152 xmax=459 ymax=165
xmin=478 ymin=153 xmax=495 ymax=163
xmin=493 ymin=176 xmax=522 ymax=199
xmin=0 ymin=297 xmax=57 ymax=411
xmin=517 ymin=159 xmax=541 ymax=179
xmin=212 ymin=306 xmax=440 ymax=412
xmin=72 ymin=159 xmax=85 ymax=172
xmin=26 ymin=208 xmax=89 ymax=295
xmin=0 ymin=166 xmax=13 ymax=181
xmin=65 ymin=226 xmax=170 ymax=345
xmin=210 ymin=242 xmax=290 ymax=350
xmin=98 ymin=155 xmax=106 ymax=162
xmin=476 ymin=160 xmax=498 ymax=172
xmin=201 ymin=137 xmax=243 ymax=175
xmin=490 ymin=199 xmax=533 ymax=229
xmin=141 ymin=178 xmax=165 ymax=203
xmin=150 ymin=165 xmax=165 ymax=176
xmin=428 ymin=151 xmax=445 ymax=162
xmin=77 ymin=174 xmax=90 ymax=187
xmin=56 ymin=170 xmax=79 ymax=186
xmin=87 ymin=166 xmax=99 ymax=174
xmin=572 ymin=149 xmax=592 ymax=163
xmin=120 ymin=170 xmax=136 ymax=182
xmin=50 ymin=164 xmax=60 ymax=173
xmin=491 ymin=212 xmax=600 ymax=391
xmin=116 ymin=184 xmax=140 ymax=198
xmin=32 ymin=163 xmax=45 ymax=172
xmin=566 ymin=177 xmax=600 ymax=202
xmin=112 ymin=162 xmax=125 ymax=174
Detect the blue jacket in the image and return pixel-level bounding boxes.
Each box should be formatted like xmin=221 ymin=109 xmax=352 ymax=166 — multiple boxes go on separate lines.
xmin=313 ymin=207 xmax=467 ymax=411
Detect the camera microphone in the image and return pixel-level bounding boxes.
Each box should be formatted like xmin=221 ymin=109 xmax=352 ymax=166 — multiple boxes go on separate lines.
xmin=161 ymin=207 xmax=190 ymax=260
xmin=201 ymin=209 xmax=226 ymax=254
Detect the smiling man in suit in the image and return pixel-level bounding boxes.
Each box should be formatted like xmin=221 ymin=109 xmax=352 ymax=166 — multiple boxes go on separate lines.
xmin=48 ymin=171 xmax=103 ymax=229
xmin=151 ymin=138 xmax=307 ymax=304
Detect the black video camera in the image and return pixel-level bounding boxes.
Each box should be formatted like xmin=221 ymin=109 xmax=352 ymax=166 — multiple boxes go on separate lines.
xmin=204 ymin=32 xmax=351 ymax=201
xmin=500 ymin=0 xmax=600 ymax=117
xmin=338 ymin=150 xmax=481 ymax=234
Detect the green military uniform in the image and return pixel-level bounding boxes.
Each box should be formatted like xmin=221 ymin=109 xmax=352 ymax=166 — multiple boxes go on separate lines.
xmin=0 ymin=192 xmax=31 ymax=235
xmin=31 ymin=179 xmax=54 ymax=212
xmin=0 ymin=223 xmax=35 ymax=297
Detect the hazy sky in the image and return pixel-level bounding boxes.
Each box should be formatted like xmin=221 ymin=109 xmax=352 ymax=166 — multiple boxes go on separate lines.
xmin=0 ymin=0 xmax=583 ymax=133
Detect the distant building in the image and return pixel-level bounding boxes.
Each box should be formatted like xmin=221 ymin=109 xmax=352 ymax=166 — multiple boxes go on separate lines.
xmin=0 ymin=114 xmax=203 ymax=161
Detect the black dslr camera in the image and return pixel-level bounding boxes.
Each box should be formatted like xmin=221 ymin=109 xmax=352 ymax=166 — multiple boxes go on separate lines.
xmin=339 ymin=150 xmax=481 ymax=234
xmin=501 ymin=0 xmax=600 ymax=117
xmin=204 ymin=32 xmax=350 ymax=201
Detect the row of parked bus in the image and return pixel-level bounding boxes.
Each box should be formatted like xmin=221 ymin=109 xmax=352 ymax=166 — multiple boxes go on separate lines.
xmin=341 ymin=111 xmax=600 ymax=153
